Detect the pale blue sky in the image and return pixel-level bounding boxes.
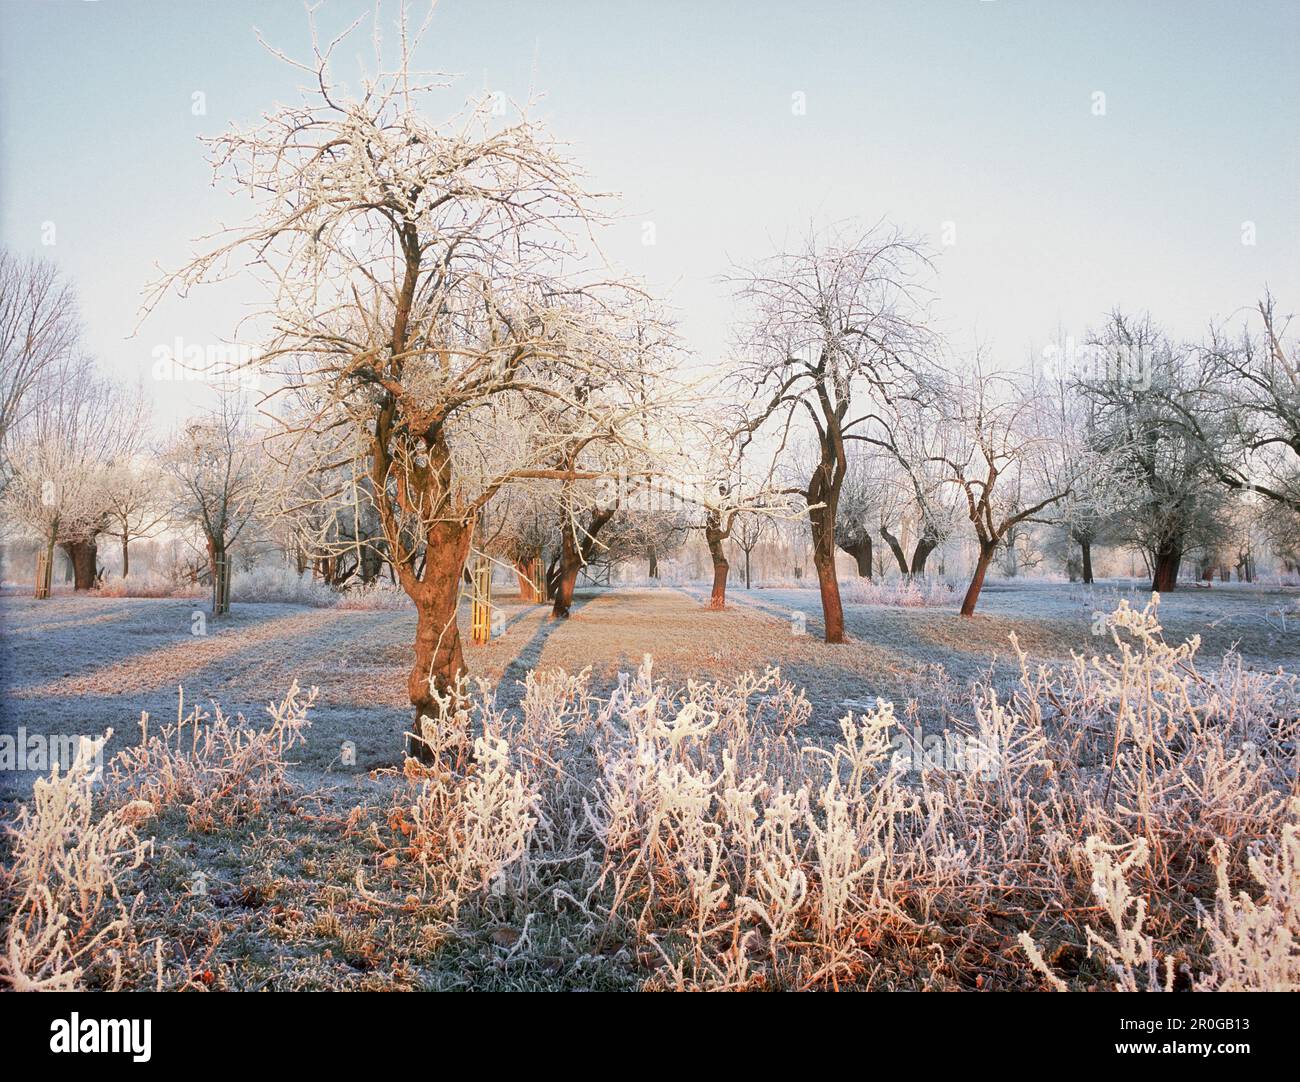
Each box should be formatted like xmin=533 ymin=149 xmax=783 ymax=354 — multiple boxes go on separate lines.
xmin=2 ymin=0 xmax=1297 ymax=425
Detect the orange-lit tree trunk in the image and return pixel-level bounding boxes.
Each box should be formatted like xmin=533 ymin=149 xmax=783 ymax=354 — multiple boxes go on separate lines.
xmin=807 ymin=461 xmax=845 ymax=644
xmin=960 ymin=540 xmax=997 ymax=617
xmin=406 ymin=520 xmax=473 ymax=740
xmin=1151 ymin=536 xmax=1182 ymax=593
xmin=705 ymin=509 xmax=730 ymax=608
xmin=515 ymin=558 xmax=541 ymax=602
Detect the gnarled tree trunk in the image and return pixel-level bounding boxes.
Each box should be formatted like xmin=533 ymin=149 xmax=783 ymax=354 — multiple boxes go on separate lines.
xmin=842 ymin=536 xmax=872 ymax=578
xmin=808 ymin=501 xmax=845 ymax=644
xmin=1080 ymin=539 xmax=1094 ymax=585
xmin=406 ymin=520 xmax=473 ymax=759
xmin=550 ymin=506 xmax=615 ymax=619
xmin=60 ymin=538 xmax=98 ymax=591
xmin=515 ymin=558 xmax=541 ymax=602
xmin=909 ymin=535 xmax=937 ymax=576
xmin=1151 ymin=537 xmax=1181 ymax=593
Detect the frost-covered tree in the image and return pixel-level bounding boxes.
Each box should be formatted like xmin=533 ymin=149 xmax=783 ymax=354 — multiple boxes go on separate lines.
xmin=102 ymin=457 xmax=166 ymax=579
xmin=730 ymin=222 xmax=932 ymax=641
xmin=145 ymin=10 xmax=673 ymax=746
xmin=933 ymin=364 xmax=1075 ymax=616
xmin=1080 ymin=312 xmax=1218 ymax=592
xmin=162 ymin=397 xmax=263 ymax=615
xmin=2 ymin=359 xmax=144 ymax=593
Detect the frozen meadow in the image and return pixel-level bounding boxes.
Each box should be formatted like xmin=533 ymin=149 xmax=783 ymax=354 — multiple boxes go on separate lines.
xmin=2 ymin=579 xmax=1297 ymax=991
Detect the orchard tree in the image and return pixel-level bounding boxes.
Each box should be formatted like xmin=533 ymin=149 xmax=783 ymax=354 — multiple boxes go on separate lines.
xmin=731 ymin=511 xmax=767 ymax=589
xmin=861 ymin=392 xmax=962 ymax=577
xmin=933 ymin=365 xmax=1075 ymax=616
xmin=1081 ymin=312 xmax=1217 ymax=592
xmin=163 ymin=397 xmax=263 ymax=615
xmin=731 ymin=222 xmax=932 ymax=642
xmin=1028 ymin=341 xmax=1128 ymax=584
xmin=102 ymin=459 xmax=167 ymax=578
xmin=1181 ymin=293 xmax=1300 ymax=515
xmin=146 ymin=10 xmax=672 ymax=748
xmin=2 ymin=359 xmax=144 ymax=592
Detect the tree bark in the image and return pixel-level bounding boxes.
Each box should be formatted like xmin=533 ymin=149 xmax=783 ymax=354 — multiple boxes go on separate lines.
xmin=909 ymin=536 xmax=937 ymax=576
xmin=515 ymin=558 xmax=541 ymax=602
xmin=879 ymin=525 xmax=909 ymax=575
xmin=843 ymin=537 xmax=873 ymax=578
xmin=744 ymin=548 xmax=752 ymax=589
xmin=705 ymin=514 xmax=729 ymax=609
xmin=550 ymin=507 xmax=615 ymax=619
xmin=60 ymin=538 xmax=98 ymax=590
xmin=647 ymin=546 xmax=658 ymax=580
xmin=809 ymin=509 xmax=845 ymax=643
xmin=406 ymin=520 xmax=473 ymax=759
xmin=1080 ymin=540 xmax=1094 ymax=585
xmin=121 ymin=535 xmax=130 ymax=579
xmin=960 ymin=541 xmax=997 ymax=617
xmin=1151 ymin=537 xmax=1182 ymax=593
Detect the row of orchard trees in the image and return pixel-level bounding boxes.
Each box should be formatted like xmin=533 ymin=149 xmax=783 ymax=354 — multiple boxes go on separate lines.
xmin=0 ymin=252 xmax=268 ymax=607
xmin=9 ymin=9 xmax=1297 ymax=754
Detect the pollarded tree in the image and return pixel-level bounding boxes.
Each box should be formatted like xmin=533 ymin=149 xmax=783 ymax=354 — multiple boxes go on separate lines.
xmin=933 ymin=364 xmax=1076 ymax=616
xmin=4 ymin=433 xmax=108 ymax=597
xmin=730 ymin=222 xmax=932 ymax=642
xmin=2 ymin=358 xmax=144 ymax=592
xmin=146 ymin=11 xmax=671 ymax=743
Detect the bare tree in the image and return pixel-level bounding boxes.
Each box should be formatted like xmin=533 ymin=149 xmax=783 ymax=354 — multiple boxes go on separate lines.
xmin=730 ymin=222 xmax=932 ymax=642
xmin=1080 ymin=311 xmax=1217 ymax=592
xmin=0 ymin=250 xmax=81 ymax=460
xmin=731 ymin=512 xmax=767 ymax=589
xmin=162 ymin=397 xmax=263 ymax=615
xmin=1190 ymin=293 xmax=1300 ymax=514
xmin=933 ymin=365 xmax=1074 ymax=616
xmin=144 ymin=11 xmax=672 ymax=747
xmin=102 ymin=458 xmax=168 ymax=578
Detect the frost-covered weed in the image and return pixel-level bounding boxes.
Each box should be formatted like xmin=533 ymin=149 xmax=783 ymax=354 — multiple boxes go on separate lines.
xmin=377 ymin=599 xmax=1297 ymax=990
xmin=0 ymin=735 xmax=153 ymax=990
xmin=109 ymin=682 xmax=316 ymax=831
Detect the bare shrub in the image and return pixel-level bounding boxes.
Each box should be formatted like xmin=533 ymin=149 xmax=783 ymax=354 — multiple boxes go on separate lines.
xmin=109 ymin=683 xmax=316 ymax=831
